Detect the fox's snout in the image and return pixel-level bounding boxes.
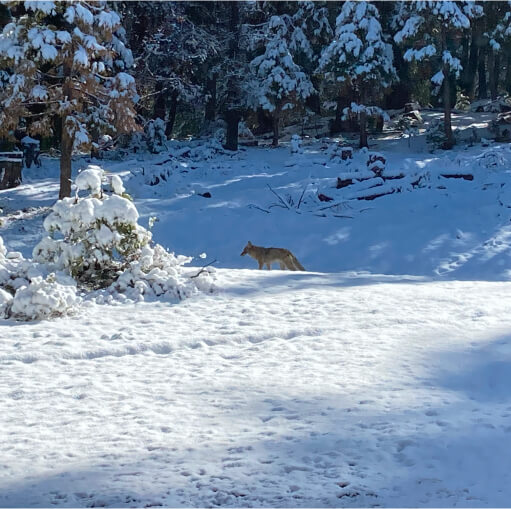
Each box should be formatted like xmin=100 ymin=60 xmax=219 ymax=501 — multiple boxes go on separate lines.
xmin=241 ymin=249 xmax=247 ymax=256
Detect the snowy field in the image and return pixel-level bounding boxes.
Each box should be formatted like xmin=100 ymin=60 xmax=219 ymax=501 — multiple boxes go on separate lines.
xmin=2 ymin=120 xmax=511 ymax=507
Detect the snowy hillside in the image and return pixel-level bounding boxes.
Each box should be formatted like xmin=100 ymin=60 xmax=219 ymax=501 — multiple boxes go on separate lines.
xmin=2 ymin=126 xmax=511 ymax=507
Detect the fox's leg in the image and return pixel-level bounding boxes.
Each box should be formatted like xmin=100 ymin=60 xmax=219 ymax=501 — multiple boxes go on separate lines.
xmin=258 ymin=260 xmax=263 ymax=270
xmin=266 ymin=263 xmax=271 ymax=270
xmin=279 ymin=262 xmax=286 ymax=270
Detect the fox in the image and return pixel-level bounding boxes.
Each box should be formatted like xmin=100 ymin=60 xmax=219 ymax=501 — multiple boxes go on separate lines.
xmin=240 ymin=241 xmax=305 ymax=271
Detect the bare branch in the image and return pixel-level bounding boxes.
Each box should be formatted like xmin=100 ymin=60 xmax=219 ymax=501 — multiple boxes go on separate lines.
xmin=266 ymin=184 xmax=290 ymax=210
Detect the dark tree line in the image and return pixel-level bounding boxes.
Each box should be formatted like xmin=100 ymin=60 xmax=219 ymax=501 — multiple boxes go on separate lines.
xmin=1 ymin=1 xmax=511 ymax=198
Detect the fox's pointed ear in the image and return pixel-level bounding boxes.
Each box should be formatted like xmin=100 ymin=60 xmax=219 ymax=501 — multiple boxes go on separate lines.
xmin=247 ymin=241 xmax=252 ymax=246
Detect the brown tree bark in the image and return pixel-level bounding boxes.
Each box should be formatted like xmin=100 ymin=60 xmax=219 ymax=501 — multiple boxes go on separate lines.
xmin=59 ymin=72 xmax=73 ymax=200
xmin=272 ymin=107 xmax=280 ymax=147
xmin=224 ymin=109 xmax=241 ymax=151
xmin=442 ymin=70 xmax=455 ymax=149
xmin=461 ymin=30 xmax=479 ymax=101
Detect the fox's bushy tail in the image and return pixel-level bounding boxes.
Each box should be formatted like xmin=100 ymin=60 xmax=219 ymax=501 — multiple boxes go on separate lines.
xmin=290 ymin=254 xmax=305 ymax=271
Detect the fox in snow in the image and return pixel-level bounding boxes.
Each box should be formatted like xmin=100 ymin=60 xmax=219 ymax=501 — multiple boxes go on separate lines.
xmin=240 ymin=241 xmax=305 ymax=271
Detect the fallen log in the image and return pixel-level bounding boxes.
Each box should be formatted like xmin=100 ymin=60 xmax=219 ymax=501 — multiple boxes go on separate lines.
xmin=440 ymin=174 xmax=474 ymax=181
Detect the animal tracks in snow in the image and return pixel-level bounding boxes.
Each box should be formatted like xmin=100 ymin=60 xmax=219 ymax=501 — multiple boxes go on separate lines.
xmin=2 ymin=271 xmax=511 ymax=506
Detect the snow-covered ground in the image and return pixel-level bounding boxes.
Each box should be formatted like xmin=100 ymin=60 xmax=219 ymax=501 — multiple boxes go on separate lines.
xmin=2 ymin=117 xmax=511 ymax=507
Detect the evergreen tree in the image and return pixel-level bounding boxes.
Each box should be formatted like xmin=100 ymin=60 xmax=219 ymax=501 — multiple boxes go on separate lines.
xmin=126 ymin=1 xmax=218 ymax=138
xmin=249 ymin=15 xmax=314 ymax=146
xmin=0 ymin=1 xmax=137 ymax=198
xmin=394 ymin=0 xmax=483 ymax=149
xmin=487 ymin=0 xmax=511 ymax=97
xmin=319 ymin=1 xmax=397 ymax=148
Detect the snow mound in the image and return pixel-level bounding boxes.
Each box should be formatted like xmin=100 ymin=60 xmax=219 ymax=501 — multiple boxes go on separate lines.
xmin=10 ymin=274 xmax=79 ymax=321
xmin=75 ymin=165 xmax=103 ymax=196
xmin=0 ymin=237 xmax=79 ymax=320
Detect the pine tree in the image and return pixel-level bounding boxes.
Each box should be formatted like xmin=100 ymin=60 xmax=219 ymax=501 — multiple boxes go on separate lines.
xmin=319 ymin=1 xmax=397 ymax=148
xmin=0 ymin=1 xmax=137 ymax=198
xmin=487 ymin=0 xmax=511 ymax=97
xmin=249 ymin=15 xmax=314 ymax=146
xmin=127 ymin=1 xmax=218 ymax=138
xmin=394 ymin=0 xmax=483 ymax=149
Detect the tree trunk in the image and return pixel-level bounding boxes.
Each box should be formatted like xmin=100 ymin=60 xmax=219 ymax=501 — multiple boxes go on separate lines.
xmin=330 ymin=96 xmax=344 ymax=135
xmin=505 ymin=52 xmax=511 ymax=95
xmin=205 ymin=74 xmax=217 ymax=123
xmin=461 ymin=31 xmax=479 ymax=101
xmin=224 ymin=110 xmax=240 ymax=151
xmin=443 ymin=70 xmax=455 ymax=150
xmin=59 ymin=73 xmax=73 ymax=200
xmin=165 ymin=90 xmax=178 ymax=138
xmin=272 ymin=106 xmax=280 ymax=147
xmin=490 ymin=51 xmax=500 ymax=100
xmin=359 ymin=110 xmax=368 ymax=149
xmin=0 ymin=158 xmax=22 ymax=189
xmin=441 ymin=28 xmax=455 ymax=150
xmin=478 ymin=46 xmax=488 ymax=99
xmin=59 ymin=116 xmax=73 ymax=199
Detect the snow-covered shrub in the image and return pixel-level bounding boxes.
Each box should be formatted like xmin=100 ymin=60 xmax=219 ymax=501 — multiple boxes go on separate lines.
xmin=290 ymin=134 xmax=303 ymax=154
xmin=125 ymin=131 xmax=146 ymax=153
xmin=426 ymin=119 xmax=458 ymax=150
xmin=0 ymin=235 xmax=79 ymax=320
xmin=33 ymin=166 xmax=151 ymax=289
xmin=213 ymin=127 xmax=226 ymax=145
xmin=0 ymin=288 xmax=12 ymax=318
xmin=189 ymin=138 xmax=225 ymax=161
xmin=455 ymin=92 xmax=471 ymax=111
xmin=109 ymin=244 xmax=212 ymax=302
xmin=145 ymin=118 xmax=167 ymax=153
xmin=33 ymin=166 xmax=216 ymax=300
xmin=397 ymin=115 xmax=420 ymax=148
xmin=10 ymin=274 xmax=79 ymax=321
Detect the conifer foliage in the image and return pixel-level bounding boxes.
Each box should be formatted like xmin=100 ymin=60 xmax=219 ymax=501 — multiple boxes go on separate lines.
xmin=394 ymin=1 xmax=483 ymax=149
xmin=249 ymin=15 xmax=314 ymax=146
xmin=0 ymin=1 xmax=138 ymax=198
xmin=319 ymin=1 xmax=397 ymax=148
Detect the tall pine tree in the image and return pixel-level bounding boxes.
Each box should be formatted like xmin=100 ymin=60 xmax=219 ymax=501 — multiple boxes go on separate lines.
xmin=249 ymin=15 xmax=314 ymax=146
xmin=319 ymin=1 xmax=397 ymax=148
xmin=394 ymin=0 xmax=483 ymax=149
xmin=0 ymin=1 xmax=137 ymax=198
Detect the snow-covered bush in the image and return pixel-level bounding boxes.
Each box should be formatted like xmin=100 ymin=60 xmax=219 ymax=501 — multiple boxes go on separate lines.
xmin=426 ymin=119 xmax=449 ymax=150
xmin=0 ymin=236 xmax=80 ymax=320
xmin=10 ymin=274 xmax=79 ymax=321
xmin=127 ymin=131 xmax=146 ymax=153
xmin=110 ymin=244 xmax=210 ymax=302
xmin=145 ymin=118 xmax=167 ymax=153
xmin=33 ymin=166 xmax=151 ymax=289
xmin=32 ymin=166 xmax=215 ymax=301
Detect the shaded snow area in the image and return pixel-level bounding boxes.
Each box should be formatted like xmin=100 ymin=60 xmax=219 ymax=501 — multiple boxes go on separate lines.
xmin=2 ymin=129 xmax=511 ymax=507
